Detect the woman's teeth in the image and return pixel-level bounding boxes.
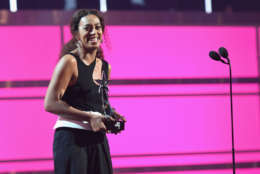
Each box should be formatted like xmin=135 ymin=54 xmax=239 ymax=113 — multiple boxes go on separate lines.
xmin=89 ymin=38 xmax=98 ymax=42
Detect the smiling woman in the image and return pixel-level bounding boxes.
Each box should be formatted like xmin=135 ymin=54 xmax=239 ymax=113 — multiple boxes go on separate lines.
xmin=44 ymin=9 xmax=123 ymax=174
xmin=60 ymin=9 xmax=105 ymax=59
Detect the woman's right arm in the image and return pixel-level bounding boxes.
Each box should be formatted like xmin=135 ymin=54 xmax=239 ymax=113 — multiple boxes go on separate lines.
xmin=44 ymin=54 xmax=94 ymax=122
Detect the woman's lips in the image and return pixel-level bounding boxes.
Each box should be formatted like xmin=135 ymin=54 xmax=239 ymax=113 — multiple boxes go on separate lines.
xmin=89 ymin=38 xmax=98 ymax=42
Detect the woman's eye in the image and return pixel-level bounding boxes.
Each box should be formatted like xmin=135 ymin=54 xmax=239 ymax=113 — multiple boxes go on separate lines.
xmin=85 ymin=26 xmax=91 ymax=31
xmin=84 ymin=25 xmax=101 ymax=31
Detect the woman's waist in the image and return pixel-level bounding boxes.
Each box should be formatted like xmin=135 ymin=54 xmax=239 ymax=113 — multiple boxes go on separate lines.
xmin=53 ymin=111 xmax=101 ymax=130
xmin=63 ymin=101 xmax=103 ymax=113
xmin=54 ymin=127 xmax=107 ymax=145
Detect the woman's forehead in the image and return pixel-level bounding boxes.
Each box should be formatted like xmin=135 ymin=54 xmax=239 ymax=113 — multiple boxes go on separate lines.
xmin=79 ymin=15 xmax=101 ymax=26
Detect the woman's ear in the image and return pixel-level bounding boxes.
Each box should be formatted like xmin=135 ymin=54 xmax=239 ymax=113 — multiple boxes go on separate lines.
xmin=74 ymin=31 xmax=80 ymax=41
xmin=74 ymin=33 xmax=82 ymax=48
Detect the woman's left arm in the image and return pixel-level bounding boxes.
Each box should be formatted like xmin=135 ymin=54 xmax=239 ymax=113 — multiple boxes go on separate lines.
xmin=108 ymin=64 xmax=111 ymax=80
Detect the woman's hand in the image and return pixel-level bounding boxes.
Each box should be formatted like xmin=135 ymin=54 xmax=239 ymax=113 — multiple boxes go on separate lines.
xmin=88 ymin=112 xmax=115 ymax=132
xmin=89 ymin=113 xmax=107 ymax=132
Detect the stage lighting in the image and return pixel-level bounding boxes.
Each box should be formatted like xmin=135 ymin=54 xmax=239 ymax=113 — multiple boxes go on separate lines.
xmin=65 ymin=0 xmax=77 ymax=10
xmin=131 ymin=0 xmax=145 ymax=6
xmin=205 ymin=0 xmax=212 ymax=13
xmin=100 ymin=0 xmax=107 ymax=12
xmin=10 ymin=0 xmax=17 ymax=12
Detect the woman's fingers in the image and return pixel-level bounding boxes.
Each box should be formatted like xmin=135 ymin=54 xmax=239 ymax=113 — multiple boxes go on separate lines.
xmin=120 ymin=115 xmax=126 ymax=122
xmin=90 ymin=114 xmax=108 ymax=132
xmin=108 ymin=116 xmax=115 ymax=122
xmin=114 ymin=112 xmax=126 ymax=122
xmin=100 ymin=122 xmax=107 ymax=132
xmin=102 ymin=115 xmax=115 ymax=122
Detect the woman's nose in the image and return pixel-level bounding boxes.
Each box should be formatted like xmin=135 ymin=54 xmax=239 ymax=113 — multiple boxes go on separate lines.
xmin=90 ymin=27 xmax=96 ymax=34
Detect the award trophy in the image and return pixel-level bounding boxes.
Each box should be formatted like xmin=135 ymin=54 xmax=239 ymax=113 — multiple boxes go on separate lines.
xmin=97 ymin=71 xmax=125 ymax=134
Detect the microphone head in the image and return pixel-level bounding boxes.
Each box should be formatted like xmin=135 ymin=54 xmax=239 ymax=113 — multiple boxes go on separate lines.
xmin=209 ymin=51 xmax=221 ymax=61
xmin=219 ymin=47 xmax=229 ymax=58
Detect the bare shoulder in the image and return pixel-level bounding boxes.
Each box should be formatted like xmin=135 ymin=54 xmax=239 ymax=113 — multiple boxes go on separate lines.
xmin=96 ymin=58 xmax=102 ymax=63
xmin=59 ymin=54 xmax=77 ymax=68
xmin=108 ymin=63 xmax=111 ymax=80
xmin=51 ymin=54 xmax=78 ymax=83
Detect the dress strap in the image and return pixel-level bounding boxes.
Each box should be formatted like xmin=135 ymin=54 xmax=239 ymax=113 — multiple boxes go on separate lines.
xmin=101 ymin=59 xmax=109 ymax=80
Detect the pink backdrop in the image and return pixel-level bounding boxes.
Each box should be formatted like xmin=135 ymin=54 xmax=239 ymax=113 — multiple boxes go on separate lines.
xmin=64 ymin=26 xmax=258 ymax=78
xmin=0 ymin=26 xmax=259 ymax=172
xmin=0 ymin=26 xmax=60 ymax=80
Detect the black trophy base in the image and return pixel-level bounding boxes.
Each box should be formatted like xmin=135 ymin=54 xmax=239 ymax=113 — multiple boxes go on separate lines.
xmin=104 ymin=119 xmax=125 ymax=134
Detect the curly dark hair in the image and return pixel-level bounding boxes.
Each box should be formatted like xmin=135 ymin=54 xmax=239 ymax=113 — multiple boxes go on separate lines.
xmin=60 ymin=9 xmax=106 ymax=59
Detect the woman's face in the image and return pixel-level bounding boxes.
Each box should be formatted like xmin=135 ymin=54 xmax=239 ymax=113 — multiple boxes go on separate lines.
xmin=77 ymin=14 xmax=103 ymax=50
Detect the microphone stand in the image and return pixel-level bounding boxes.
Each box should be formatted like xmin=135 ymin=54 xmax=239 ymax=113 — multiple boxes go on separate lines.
xmin=209 ymin=50 xmax=236 ymax=173
xmin=221 ymin=58 xmax=236 ymax=174
xmin=227 ymin=58 xmax=236 ymax=174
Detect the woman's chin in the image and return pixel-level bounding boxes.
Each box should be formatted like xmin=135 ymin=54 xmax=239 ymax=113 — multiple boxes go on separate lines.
xmin=86 ymin=44 xmax=100 ymax=50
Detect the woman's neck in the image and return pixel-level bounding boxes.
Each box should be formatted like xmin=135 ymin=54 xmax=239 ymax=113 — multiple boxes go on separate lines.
xmin=78 ymin=48 xmax=97 ymax=63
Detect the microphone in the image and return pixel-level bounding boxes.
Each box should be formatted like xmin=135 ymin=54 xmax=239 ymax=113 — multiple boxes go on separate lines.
xmin=209 ymin=50 xmax=228 ymax=64
xmin=209 ymin=51 xmax=221 ymax=61
xmin=219 ymin=47 xmax=229 ymax=59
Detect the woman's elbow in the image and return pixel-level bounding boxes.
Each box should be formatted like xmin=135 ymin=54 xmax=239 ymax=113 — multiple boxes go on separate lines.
xmin=44 ymin=98 xmax=55 ymax=113
xmin=44 ymin=102 xmax=53 ymax=113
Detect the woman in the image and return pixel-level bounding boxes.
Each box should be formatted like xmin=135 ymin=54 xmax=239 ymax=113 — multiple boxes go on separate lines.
xmin=44 ymin=9 xmax=123 ymax=174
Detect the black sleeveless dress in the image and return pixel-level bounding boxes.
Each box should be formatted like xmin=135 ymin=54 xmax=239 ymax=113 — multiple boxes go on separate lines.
xmin=53 ymin=53 xmax=113 ymax=174
xmin=61 ymin=53 xmax=108 ymax=113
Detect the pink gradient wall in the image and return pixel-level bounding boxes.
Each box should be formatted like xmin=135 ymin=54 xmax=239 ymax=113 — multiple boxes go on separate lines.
xmin=0 ymin=26 xmax=259 ymax=172
xmin=64 ymin=26 xmax=258 ymax=78
xmin=0 ymin=26 xmax=61 ymax=80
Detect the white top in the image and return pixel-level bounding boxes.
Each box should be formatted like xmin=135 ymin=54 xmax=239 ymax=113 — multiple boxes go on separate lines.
xmin=53 ymin=111 xmax=102 ymax=130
